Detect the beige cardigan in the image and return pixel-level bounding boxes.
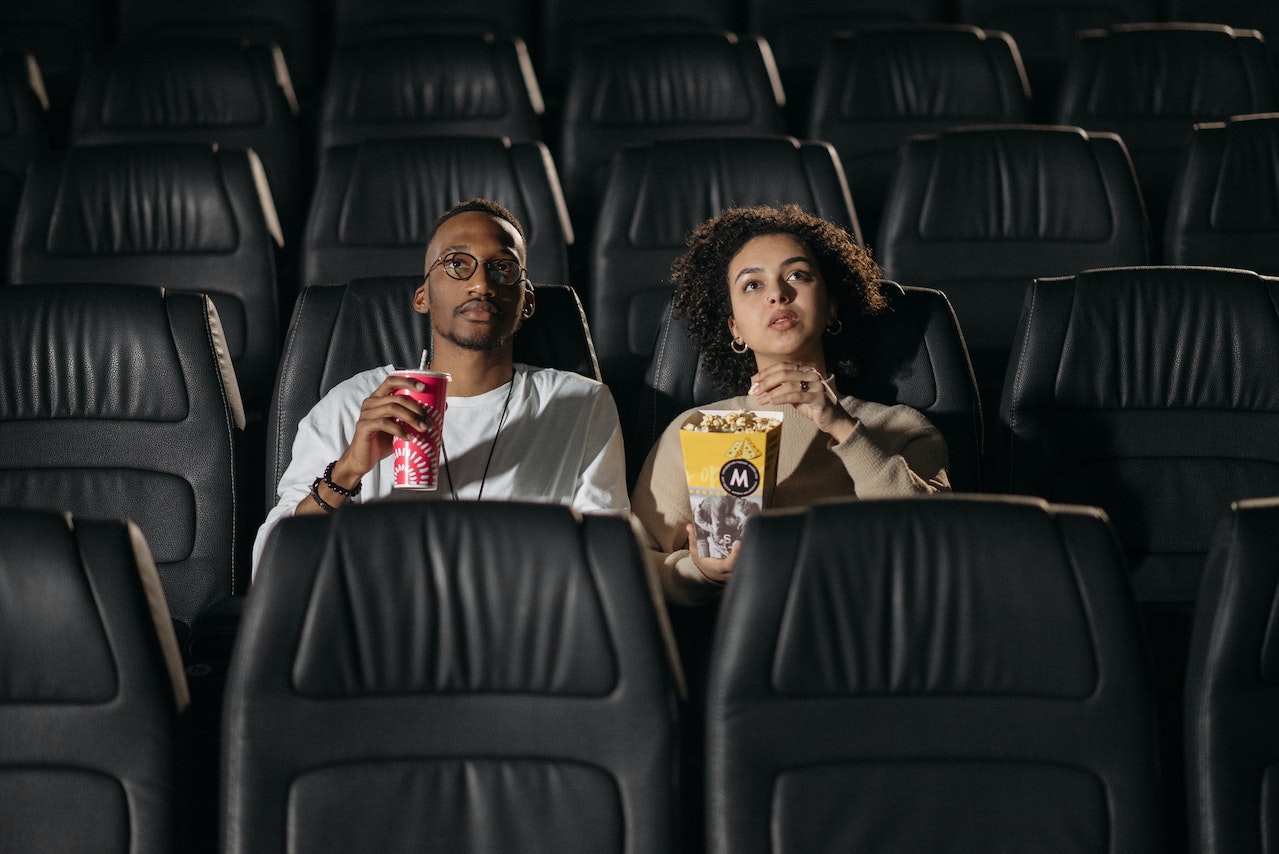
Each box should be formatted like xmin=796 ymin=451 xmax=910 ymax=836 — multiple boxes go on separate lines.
xmin=630 ymin=394 xmax=951 ymax=606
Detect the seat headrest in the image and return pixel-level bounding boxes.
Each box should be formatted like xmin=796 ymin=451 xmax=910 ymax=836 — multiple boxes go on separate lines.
xmin=1209 ymin=115 xmax=1279 ymax=231
xmin=917 ymin=127 xmax=1112 ymax=241
xmin=98 ymin=41 xmax=266 ymax=128
xmin=290 ymin=502 xmax=618 ymax=697
xmin=1051 ymin=266 xmax=1279 ymax=409
xmin=47 ymin=143 xmax=237 ymax=255
xmin=0 ymin=284 xmax=187 ymax=421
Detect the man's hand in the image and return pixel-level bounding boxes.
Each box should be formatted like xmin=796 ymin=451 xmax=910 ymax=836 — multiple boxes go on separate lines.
xmin=333 ymin=373 xmax=435 ymax=486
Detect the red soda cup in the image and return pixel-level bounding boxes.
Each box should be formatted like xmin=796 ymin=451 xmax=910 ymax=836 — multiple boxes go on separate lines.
xmin=391 ymin=369 xmax=450 ymax=489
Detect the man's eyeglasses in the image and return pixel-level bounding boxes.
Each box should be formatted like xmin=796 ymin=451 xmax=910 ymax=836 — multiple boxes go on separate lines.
xmin=427 ymin=252 xmax=526 ymax=288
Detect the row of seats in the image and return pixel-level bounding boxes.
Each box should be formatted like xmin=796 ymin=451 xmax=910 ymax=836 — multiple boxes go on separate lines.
xmin=3 ymin=22 xmax=1278 ymax=263
xmin=3 ymin=493 xmax=1274 ymax=852
xmin=5 ymin=118 xmax=1279 ymax=487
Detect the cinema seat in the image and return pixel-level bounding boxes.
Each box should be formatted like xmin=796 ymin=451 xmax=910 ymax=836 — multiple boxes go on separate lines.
xmin=0 ymin=49 xmax=47 ymax=276
xmin=0 ymin=509 xmax=188 ymax=854
xmin=226 ymin=500 xmax=680 ymax=853
xmin=707 ymin=495 xmax=1164 ymax=853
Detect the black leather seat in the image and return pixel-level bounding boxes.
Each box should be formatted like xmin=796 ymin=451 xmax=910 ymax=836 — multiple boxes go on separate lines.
xmin=1184 ymin=497 xmax=1279 ymax=854
xmin=954 ymin=0 xmax=1157 ymax=118
xmin=706 ymin=495 xmax=1164 ymax=853
xmin=747 ymin=0 xmax=948 ymax=109
xmin=877 ymin=125 xmax=1150 ymax=453
xmin=1164 ymin=112 xmax=1279 ymax=276
xmin=557 ymin=32 xmax=786 ymax=234
xmin=591 ymin=136 xmax=859 ymax=454
xmin=1054 ymin=23 xmax=1279 ymax=246
xmin=0 ymin=284 xmax=245 ymax=631
xmin=9 ymin=142 xmax=282 ymax=429
xmin=226 ymin=500 xmax=681 ymax=853
xmin=317 ymin=34 xmax=544 ymax=153
xmin=267 ymin=276 xmax=600 ymax=506
xmin=114 ymin=0 xmax=322 ymax=103
xmin=0 ymin=508 xmax=189 ymax=853
xmin=68 ymin=39 xmax=304 ymax=276
xmin=330 ymin=0 xmax=532 ymax=48
xmin=0 ymin=49 xmax=48 ymax=277
xmin=303 ymin=136 xmax=572 ymax=290
xmin=639 ymin=281 xmax=982 ymax=492
xmin=805 ymin=24 xmax=1032 ymax=246
xmin=1165 ymin=0 xmax=1279 ymax=72
xmin=0 ymin=0 xmax=110 ymax=143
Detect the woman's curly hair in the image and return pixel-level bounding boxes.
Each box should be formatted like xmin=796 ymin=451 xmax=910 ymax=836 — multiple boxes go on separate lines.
xmin=671 ymin=204 xmax=885 ymax=393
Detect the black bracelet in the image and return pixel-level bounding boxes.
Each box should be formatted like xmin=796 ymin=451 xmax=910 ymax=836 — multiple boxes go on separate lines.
xmin=322 ymin=460 xmax=362 ymax=497
xmin=309 ymin=477 xmax=339 ymax=512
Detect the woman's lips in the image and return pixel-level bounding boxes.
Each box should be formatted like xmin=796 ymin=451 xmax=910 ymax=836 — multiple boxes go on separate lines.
xmin=768 ymin=310 xmax=798 ymax=330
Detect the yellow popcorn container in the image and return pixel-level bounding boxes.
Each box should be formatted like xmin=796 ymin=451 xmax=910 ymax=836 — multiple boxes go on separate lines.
xmin=678 ymin=410 xmax=783 ymax=558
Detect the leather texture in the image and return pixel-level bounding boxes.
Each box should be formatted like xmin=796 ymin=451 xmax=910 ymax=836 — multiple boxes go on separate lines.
xmin=226 ymin=500 xmax=679 ymax=854
xmin=877 ymin=124 xmax=1150 ymax=423
xmin=638 ymin=281 xmax=982 ymax=492
xmin=1165 ymin=112 xmax=1279 ymax=276
xmin=1185 ymin=497 xmax=1279 ymax=854
xmin=705 ymin=495 xmax=1163 ymax=854
xmin=303 ymin=135 xmax=571 ymax=289
xmin=318 ymin=34 xmax=543 ymax=152
xmin=557 ymin=32 xmax=785 ymax=227
xmin=1054 ymin=23 xmax=1279 ymax=244
xmin=266 ymin=275 xmax=600 ymax=505
xmin=69 ymin=39 xmax=303 ymax=252
xmin=0 ymin=508 xmax=187 ymax=853
xmin=114 ymin=0 xmax=321 ymax=99
xmin=590 ymin=135 xmax=858 ymax=446
xmin=1001 ymin=265 xmax=1279 ymax=605
xmin=806 ymin=24 xmax=1032 ymax=245
xmin=0 ymin=284 xmax=244 ymax=626
xmin=329 ymin=0 xmax=532 ymax=49
xmin=8 ymin=142 xmax=280 ymax=419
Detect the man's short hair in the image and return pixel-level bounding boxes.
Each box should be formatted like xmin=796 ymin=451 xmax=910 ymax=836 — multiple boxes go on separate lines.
xmin=427 ymin=198 xmax=526 ymax=246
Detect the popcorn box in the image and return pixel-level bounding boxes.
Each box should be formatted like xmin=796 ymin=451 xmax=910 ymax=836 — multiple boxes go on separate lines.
xmin=678 ymin=410 xmax=783 ymax=559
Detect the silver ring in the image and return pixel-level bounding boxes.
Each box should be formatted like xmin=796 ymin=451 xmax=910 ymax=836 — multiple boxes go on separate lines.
xmin=800 ymin=380 xmax=810 ymax=391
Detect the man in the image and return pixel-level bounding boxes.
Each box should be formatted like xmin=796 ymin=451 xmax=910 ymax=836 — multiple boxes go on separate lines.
xmin=253 ymin=199 xmax=629 ymax=574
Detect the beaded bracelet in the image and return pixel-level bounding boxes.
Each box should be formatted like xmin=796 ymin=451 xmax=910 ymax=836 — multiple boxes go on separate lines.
xmin=322 ymin=460 xmax=362 ymax=497
xmin=309 ymin=477 xmax=339 ymax=512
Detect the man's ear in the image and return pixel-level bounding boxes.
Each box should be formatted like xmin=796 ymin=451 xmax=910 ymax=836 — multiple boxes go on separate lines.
xmin=413 ymin=279 xmax=430 ymax=315
xmin=521 ymin=284 xmax=536 ymax=319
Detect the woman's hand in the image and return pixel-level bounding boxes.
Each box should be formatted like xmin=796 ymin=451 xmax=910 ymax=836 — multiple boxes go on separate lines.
xmin=686 ymin=523 xmax=739 ymax=585
xmin=750 ymin=362 xmax=858 ymax=443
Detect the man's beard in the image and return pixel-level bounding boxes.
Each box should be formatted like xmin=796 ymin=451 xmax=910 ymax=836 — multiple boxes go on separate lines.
xmin=440 ymin=324 xmax=514 ymax=352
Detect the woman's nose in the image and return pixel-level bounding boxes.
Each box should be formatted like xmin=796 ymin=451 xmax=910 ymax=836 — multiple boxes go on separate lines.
xmin=765 ymin=280 xmax=791 ymax=303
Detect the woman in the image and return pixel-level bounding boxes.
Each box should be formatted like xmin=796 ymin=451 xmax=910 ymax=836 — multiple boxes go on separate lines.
xmin=631 ymin=204 xmax=951 ymax=606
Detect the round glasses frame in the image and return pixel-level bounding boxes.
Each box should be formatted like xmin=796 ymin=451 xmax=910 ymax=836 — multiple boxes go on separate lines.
xmin=427 ymin=251 xmax=526 ymax=288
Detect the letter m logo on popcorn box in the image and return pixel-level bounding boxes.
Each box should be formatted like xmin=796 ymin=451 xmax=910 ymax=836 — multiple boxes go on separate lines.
xmin=678 ymin=410 xmax=783 ymax=559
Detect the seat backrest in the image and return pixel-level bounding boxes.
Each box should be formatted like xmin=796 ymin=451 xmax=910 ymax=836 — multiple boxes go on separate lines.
xmin=1164 ymin=112 xmax=1279 ymax=276
xmin=538 ymin=0 xmax=742 ymax=95
xmin=954 ymin=0 xmax=1158 ymax=115
xmin=329 ymin=0 xmax=533 ymax=48
xmin=1185 ymin=496 xmax=1279 ymax=854
xmin=0 ymin=0 xmax=110 ymax=143
xmin=877 ymin=125 xmax=1150 ymax=428
xmin=304 ymin=136 xmax=572 ymax=290
xmin=1054 ymin=23 xmax=1279 ymax=243
xmin=557 ymin=32 xmax=786 ymax=231
xmin=115 ymin=0 xmax=321 ymax=101
xmin=267 ymin=276 xmax=599 ymax=504
xmin=9 ymin=142 xmax=282 ymax=418
xmin=747 ymin=0 xmax=947 ymax=98
xmin=69 ymin=40 xmax=303 ymax=253
xmin=227 ymin=500 xmax=680 ymax=854
xmin=0 ymin=284 xmax=245 ymax=626
xmin=0 ymin=50 xmax=48 ymax=276
xmin=1165 ymin=0 xmax=1279 ymax=68
xmin=0 ymin=508 xmax=188 ymax=854
xmin=639 ymin=282 xmax=982 ymax=491
xmin=1001 ymin=265 xmax=1279 ymax=607
xmin=806 ymin=25 xmax=1032 ymax=246
xmin=707 ymin=494 xmax=1164 ymax=854
xmin=590 ymin=135 xmax=857 ymax=444
xmin=318 ymin=34 xmax=544 ymax=153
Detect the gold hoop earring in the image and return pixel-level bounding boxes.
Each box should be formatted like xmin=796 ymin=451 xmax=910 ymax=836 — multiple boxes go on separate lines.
xmin=730 ymin=339 xmax=750 ymax=355
xmin=826 ymin=318 xmax=844 ymax=336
